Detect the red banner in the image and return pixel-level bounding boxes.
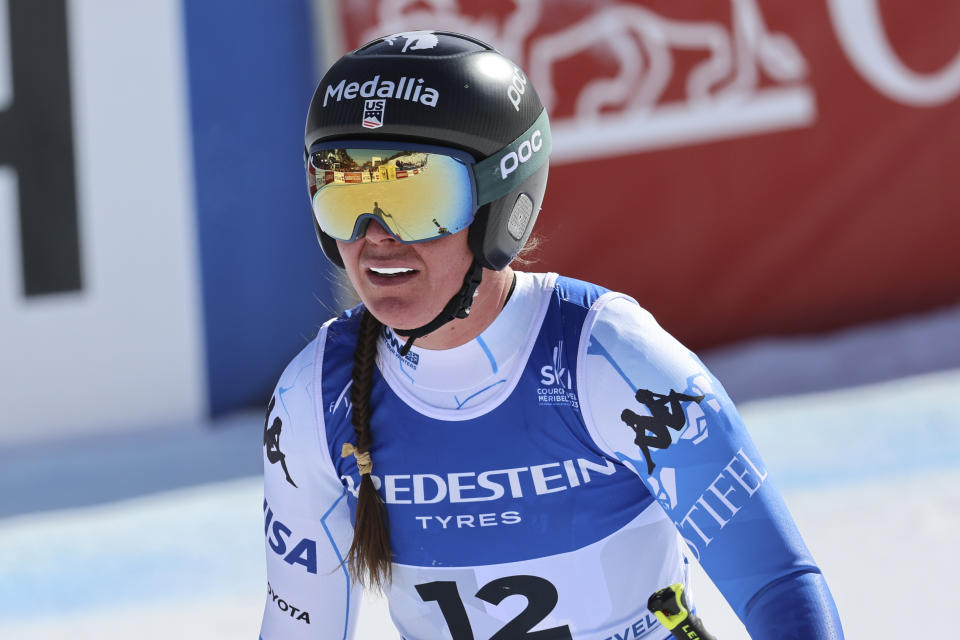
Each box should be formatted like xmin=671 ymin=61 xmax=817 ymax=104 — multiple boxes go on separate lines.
xmin=334 ymin=0 xmax=960 ymax=349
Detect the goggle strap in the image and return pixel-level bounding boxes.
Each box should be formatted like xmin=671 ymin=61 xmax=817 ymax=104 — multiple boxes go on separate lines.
xmin=473 ymin=109 xmax=551 ymax=207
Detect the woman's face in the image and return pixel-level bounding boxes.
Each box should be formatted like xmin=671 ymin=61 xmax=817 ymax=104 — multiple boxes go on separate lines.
xmin=336 ymin=219 xmax=474 ymax=331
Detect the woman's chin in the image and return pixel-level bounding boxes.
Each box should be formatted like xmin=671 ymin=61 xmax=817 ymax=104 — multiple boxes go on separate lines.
xmin=363 ymin=299 xmax=436 ymax=331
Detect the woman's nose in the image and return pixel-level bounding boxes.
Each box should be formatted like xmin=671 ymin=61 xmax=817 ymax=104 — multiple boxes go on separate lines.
xmin=361 ymin=217 xmax=396 ymax=243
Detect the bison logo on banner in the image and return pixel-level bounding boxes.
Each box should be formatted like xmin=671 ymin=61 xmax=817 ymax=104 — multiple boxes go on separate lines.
xmin=351 ymin=0 xmax=815 ymax=161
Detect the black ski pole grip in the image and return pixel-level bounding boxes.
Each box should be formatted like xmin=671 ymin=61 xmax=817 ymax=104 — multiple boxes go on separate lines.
xmin=647 ymin=583 xmax=718 ymax=640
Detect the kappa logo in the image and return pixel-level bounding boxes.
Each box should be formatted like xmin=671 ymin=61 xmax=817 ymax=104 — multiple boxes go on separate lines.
xmin=620 ymin=388 xmax=704 ymax=474
xmin=363 ymin=98 xmax=385 ymax=129
xmin=264 ymin=395 xmax=297 ymax=488
xmin=630 ymin=374 xmax=715 ymax=511
xmin=382 ymin=30 xmax=439 ymax=53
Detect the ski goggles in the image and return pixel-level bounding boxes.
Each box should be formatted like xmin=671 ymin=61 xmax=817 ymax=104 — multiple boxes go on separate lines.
xmin=306 ymin=108 xmax=551 ymax=244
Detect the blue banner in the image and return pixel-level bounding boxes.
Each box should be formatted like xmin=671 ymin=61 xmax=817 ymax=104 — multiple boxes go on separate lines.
xmin=183 ymin=0 xmax=339 ymax=415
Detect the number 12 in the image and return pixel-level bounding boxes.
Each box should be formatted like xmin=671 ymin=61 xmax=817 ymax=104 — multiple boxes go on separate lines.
xmin=415 ymin=575 xmax=573 ymax=639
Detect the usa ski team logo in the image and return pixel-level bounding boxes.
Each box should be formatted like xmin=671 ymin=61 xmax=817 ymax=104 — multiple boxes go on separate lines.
xmin=363 ymin=99 xmax=385 ymax=129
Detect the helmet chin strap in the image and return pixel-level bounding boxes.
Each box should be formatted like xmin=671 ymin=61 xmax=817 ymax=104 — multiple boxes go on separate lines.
xmin=393 ymin=260 xmax=484 ymax=356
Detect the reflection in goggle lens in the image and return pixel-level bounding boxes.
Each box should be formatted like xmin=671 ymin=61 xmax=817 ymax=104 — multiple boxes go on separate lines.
xmin=307 ymin=147 xmax=476 ymax=243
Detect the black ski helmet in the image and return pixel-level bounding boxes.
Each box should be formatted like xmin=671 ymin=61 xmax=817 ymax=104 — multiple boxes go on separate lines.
xmin=304 ymin=31 xmax=550 ymax=271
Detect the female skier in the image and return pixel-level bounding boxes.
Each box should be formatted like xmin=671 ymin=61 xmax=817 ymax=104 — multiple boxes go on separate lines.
xmin=260 ymin=31 xmax=844 ymax=640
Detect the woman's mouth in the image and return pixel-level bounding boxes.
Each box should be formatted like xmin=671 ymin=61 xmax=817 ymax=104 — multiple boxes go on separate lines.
xmin=367 ymin=266 xmax=419 ymax=285
xmin=370 ymin=267 xmax=415 ymax=276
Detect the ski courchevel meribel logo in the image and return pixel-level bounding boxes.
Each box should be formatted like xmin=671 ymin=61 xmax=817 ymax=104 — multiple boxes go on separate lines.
xmin=323 ymin=75 xmax=439 ymax=108
xmin=538 ymin=340 xmax=578 ymax=407
xmin=382 ymin=31 xmax=439 ymax=53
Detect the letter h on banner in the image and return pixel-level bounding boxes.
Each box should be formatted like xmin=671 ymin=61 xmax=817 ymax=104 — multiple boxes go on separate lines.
xmin=0 ymin=0 xmax=81 ymax=296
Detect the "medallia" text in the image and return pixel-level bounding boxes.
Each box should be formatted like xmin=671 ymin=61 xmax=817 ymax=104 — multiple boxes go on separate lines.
xmin=323 ymin=75 xmax=439 ymax=107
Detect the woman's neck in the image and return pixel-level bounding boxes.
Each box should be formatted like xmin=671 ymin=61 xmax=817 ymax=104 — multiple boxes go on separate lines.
xmin=408 ymin=266 xmax=515 ymax=351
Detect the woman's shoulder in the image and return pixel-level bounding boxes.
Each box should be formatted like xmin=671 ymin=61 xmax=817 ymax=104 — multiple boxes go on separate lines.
xmin=272 ymin=308 xmax=356 ymax=396
xmin=514 ymin=271 xmax=609 ymax=308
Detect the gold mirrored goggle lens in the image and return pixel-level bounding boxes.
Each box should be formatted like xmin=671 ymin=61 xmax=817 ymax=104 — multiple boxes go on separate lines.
xmin=308 ymin=148 xmax=475 ymax=243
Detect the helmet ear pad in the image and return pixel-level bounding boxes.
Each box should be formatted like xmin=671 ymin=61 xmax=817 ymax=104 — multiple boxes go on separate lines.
xmin=314 ymin=217 xmax=345 ymax=268
xmin=468 ymin=162 xmax=549 ymax=271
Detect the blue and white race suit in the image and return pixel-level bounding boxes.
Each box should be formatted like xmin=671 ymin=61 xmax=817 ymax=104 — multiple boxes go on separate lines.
xmin=260 ymin=272 xmax=844 ymax=639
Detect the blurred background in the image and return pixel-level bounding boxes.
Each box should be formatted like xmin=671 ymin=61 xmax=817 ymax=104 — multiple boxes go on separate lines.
xmin=1 ymin=0 xmax=958 ymax=638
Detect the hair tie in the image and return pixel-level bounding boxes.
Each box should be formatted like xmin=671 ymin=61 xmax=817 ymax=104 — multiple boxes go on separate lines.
xmin=341 ymin=442 xmax=373 ymax=476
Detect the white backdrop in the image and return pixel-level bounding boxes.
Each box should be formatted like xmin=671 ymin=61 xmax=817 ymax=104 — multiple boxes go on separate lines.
xmin=0 ymin=0 xmax=205 ymax=446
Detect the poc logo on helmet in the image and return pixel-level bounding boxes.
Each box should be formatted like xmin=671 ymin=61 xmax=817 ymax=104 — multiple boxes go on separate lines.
xmin=500 ymin=130 xmax=543 ymax=180
xmin=508 ymin=65 xmax=528 ymax=111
